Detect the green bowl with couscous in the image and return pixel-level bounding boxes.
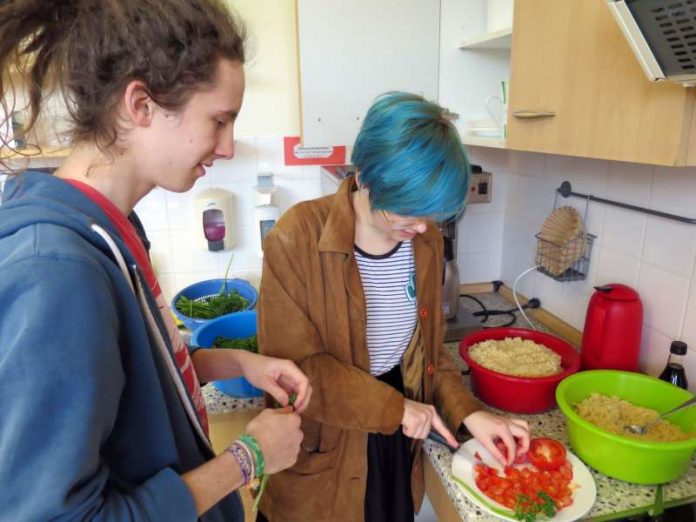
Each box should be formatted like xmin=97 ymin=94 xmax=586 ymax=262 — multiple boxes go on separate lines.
xmin=556 ymin=370 xmax=696 ymax=484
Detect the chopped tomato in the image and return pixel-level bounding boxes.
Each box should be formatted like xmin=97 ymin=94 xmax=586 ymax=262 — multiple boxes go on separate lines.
xmin=474 ymin=438 xmax=574 ymax=515
xmin=527 ymin=437 xmax=567 ymax=471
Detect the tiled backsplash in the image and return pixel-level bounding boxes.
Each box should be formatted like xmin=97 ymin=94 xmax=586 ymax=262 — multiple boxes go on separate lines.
xmin=463 ymin=147 xmax=696 ymax=389
xmin=134 ymin=136 xmax=323 ymax=304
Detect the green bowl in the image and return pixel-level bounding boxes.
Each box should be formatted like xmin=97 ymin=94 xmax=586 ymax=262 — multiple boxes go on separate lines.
xmin=556 ymin=370 xmax=696 ymax=484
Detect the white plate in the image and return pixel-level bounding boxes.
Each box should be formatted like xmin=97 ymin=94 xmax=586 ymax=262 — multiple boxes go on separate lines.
xmin=451 ymin=439 xmax=597 ymax=522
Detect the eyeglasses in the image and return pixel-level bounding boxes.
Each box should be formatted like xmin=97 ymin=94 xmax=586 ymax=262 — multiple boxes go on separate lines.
xmin=379 ymin=209 xmax=429 ymax=231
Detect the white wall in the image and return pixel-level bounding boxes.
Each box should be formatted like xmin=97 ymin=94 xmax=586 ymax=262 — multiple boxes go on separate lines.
xmin=457 ymin=146 xmax=696 ymax=389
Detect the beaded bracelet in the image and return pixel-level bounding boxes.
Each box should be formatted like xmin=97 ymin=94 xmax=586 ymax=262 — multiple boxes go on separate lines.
xmin=227 ymin=440 xmax=255 ymax=485
xmin=239 ymin=433 xmax=265 ymax=477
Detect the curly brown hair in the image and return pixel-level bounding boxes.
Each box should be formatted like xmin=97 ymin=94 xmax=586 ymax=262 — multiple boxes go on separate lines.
xmin=0 ymin=0 xmax=246 ymax=158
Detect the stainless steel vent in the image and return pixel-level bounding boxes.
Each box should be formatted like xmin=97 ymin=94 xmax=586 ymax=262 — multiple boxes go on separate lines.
xmin=608 ymin=0 xmax=696 ymax=86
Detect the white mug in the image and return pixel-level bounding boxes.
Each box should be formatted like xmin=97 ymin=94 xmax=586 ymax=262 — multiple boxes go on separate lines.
xmin=485 ymin=80 xmax=510 ymax=138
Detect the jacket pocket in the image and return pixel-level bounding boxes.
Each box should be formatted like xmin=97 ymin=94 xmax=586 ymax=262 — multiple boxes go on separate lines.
xmin=292 ymin=445 xmax=339 ymax=476
xmin=300 ymin=418 xmax=341 ymax=453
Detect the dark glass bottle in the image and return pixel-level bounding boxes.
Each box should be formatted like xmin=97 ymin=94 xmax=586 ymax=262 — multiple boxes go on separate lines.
xmin=659 ymin=341 xmax=688 ymax=390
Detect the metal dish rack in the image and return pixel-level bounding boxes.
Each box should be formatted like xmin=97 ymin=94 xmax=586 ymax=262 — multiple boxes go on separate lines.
xmin=535 ymin=190 xmax=595 ymax=282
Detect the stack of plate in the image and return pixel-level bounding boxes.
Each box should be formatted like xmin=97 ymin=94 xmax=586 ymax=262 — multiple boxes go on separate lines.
xmin=466 ymin=119 xmax=502 ymax=138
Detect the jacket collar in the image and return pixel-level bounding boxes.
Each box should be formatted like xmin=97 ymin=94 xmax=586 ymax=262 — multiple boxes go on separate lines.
xmin=318 ymin=176 xmax=441 ymax=254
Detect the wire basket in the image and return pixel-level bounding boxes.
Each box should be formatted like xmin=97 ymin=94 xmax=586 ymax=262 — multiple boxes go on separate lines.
xmin=535 ymin=232 xmax=595 ymax=282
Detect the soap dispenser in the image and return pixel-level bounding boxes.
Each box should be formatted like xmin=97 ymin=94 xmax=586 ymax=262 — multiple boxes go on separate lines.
xmin=253 ymin=173 xmax=280 ymax=255
xmin=194 ymin=188 xmax=236 ymax=251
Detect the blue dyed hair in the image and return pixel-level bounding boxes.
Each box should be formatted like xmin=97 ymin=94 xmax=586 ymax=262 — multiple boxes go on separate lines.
xmin=351 ymin=91 xmax=470 ymax=221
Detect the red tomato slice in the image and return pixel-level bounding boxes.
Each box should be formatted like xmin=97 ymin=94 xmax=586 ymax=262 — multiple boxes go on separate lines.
xmin=527 ymin=437 xmax=567 ymax=471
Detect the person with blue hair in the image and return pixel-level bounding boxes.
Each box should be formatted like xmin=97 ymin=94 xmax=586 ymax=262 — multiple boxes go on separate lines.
xmin=257 ymin=91 xmax=530 ymax=522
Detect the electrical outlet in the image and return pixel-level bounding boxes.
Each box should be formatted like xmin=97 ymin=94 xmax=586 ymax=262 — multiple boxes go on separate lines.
xmin=468 ymin=171 xmax=492 ymax=204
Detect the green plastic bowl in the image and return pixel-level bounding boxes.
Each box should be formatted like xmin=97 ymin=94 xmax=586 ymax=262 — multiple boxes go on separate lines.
xmin=556 ymin=370 xmax=696 ymax=484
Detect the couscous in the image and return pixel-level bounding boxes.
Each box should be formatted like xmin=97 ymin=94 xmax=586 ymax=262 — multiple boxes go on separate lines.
xmin=468 ymin=336 xmax=563 ymax=377
xmin=575 ymin=393 xmax=691 ymax=442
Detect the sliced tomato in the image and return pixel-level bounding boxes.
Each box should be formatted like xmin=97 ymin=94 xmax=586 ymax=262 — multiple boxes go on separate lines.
xmin=527 ymin=437 xmax=567 ymax=471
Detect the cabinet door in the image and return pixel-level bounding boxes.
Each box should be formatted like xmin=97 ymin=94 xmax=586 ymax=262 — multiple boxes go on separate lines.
xmin=297 ymin=0 xmax=440 ymax=147
xmin=506 ymin=0 xmax=696 ymax=166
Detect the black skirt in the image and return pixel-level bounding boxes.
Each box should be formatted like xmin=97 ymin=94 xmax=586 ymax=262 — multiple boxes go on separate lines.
xmin=364 ymin=364 xmax=414 ymax=522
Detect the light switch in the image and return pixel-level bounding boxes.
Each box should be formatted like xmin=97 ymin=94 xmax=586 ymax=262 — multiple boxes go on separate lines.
xmin=468 ymin=171 xmax=492 ymax=204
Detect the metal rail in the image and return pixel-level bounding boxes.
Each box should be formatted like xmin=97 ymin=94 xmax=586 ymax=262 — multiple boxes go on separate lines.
xmin=557 ymin=181 xmax=696 ymax=225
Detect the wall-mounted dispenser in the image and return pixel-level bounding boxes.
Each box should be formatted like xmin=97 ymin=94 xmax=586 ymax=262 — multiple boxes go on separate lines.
xmin=194 ymin=188 xmax=236 ymax=251
xmin=254 ymin=173 xmax=280 ymax=256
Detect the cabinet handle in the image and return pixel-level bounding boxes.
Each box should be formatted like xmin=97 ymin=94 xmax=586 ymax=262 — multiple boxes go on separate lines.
xmin=513 ymin=110 xmax=556 ymax=119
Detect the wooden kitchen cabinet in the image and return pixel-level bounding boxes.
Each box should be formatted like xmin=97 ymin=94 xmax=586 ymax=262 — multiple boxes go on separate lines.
xmin=506 ymin=0 xmax=696 ymax=166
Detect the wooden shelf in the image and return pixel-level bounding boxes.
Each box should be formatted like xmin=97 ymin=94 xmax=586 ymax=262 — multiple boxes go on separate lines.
xmin=1 ymin=146 xmax=71 ymax=160
xmin=458 ymin=27 xmax=512 ymax=50
xmin=462 ymin=135 xmax=506 ymax=149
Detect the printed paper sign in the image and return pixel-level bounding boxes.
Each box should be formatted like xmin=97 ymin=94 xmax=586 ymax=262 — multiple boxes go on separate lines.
xmin=283 ymin=136 xmax=346 ymax=166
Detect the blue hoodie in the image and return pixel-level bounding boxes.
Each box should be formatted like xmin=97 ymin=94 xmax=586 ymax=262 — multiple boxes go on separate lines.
xmin=0 ymin=172 xmax=243 ymax=521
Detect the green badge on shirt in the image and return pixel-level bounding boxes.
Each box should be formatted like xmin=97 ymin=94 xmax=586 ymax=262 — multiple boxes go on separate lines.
xmin=405 ymin=272 xmax=416 ymax=303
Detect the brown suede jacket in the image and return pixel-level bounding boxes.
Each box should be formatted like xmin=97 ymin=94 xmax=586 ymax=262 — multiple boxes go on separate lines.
xmin=257 ymin=177 xmax=481 ymax=521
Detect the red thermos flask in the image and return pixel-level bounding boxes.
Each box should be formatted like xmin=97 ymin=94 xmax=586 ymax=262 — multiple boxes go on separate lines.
xmin=581 ymin=284 xmax=643 ymax=371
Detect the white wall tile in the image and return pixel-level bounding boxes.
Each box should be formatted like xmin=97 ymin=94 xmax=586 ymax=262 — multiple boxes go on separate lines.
xmin=175 ymin=271 xmax=220 ymax=293
xmin=460 ymin=251 xmax=502 ymax=283
xmin=680 ymin=282 xmax=696 ymax=350
xmin=134 ymin=188 xmax=168 ymax=232
xmin=637 ymin=263 xmax=690 ymax=338
xmin=595 ymin=248 xmax=640 ymax=288
xmin=600 ymin=207 xmax=645 ymax=260
xmin=302 ymin=175 xmax=323 ymax=201
xmin=169 ymin=229 xmax=219 ymax=273
xmin=651 ymin=166 xmax=696 ymax=217
xmin=255 ymin=136 xmax=288 ymax=173
xmin=639 ymin=325 xmax=672 ymax=377
xmin=510 ymin=151 xmax=545 ymax=179
xmin=607 ymin=161 xmax=653 ymax=206
xmin=570 ymin=157 xmax=609 ymax=197
xmin=642 ymin=217 xmax=696 ymax=278
xmin=541 ymin=154 xmax=575 ymax=184
xmin=459 ymin=213 xmax=504 ymax=255
xmin=534 ymin=272 xmax=566 ymax=316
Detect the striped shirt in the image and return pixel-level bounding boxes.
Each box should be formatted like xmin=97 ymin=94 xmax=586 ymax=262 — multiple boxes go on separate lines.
xmin=355 ymin=240 xmax=417 ymax=376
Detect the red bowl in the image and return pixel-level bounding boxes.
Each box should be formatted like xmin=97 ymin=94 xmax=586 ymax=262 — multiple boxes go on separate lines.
xmin=459 ymin=327 xmax=581 ymax=413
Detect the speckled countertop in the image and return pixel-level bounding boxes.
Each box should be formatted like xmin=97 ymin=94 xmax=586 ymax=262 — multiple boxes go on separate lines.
xmin=202 ymin=292 xmax=696 ymax=520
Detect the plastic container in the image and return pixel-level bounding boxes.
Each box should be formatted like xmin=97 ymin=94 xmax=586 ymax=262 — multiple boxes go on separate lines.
xmin=171 ymin=278 xmax=258 ymax=331
xmin=459 ymin=327 xmax=581 ymax=413
xmin=191 ymin=310 xmax=263 ymax=398
xmin=556 ymin=370 xmax=696 ymax=484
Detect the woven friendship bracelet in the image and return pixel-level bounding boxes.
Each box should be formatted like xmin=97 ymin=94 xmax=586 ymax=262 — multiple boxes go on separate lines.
xmin=239 ymin=433 xmax=265 ymax=477
xmin=227 ymin=441 xmax=255 ymax=485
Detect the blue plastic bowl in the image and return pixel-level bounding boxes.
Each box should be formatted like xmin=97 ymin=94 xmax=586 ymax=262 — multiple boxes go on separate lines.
xmin=191 ymin=310 xmax=263 ymax=398
xmin=171 ymin=278 xmax=258 ymax=331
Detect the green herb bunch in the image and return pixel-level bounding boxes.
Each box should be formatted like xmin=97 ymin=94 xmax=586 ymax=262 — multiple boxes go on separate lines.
xmin=514 ymin=492 xmax=556 ymax=522
xmin=212 ymin=335 xmax=258 ymax=353
xmin=175 ymin=291 xmax=249 ymax=319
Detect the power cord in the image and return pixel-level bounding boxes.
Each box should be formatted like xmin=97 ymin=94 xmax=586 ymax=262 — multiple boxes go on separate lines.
xmin=461 ymin=294 xmax=541 ymax=328
xmin=513 ymin=265 xmax=540 ymax=329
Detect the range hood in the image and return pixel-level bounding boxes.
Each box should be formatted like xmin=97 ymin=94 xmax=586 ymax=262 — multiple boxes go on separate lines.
xmin=608 ymin=0 xmax=696 ymax=86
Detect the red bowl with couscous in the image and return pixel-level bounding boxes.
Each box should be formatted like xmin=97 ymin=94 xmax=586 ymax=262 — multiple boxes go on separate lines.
xmin=459 ymin=327 xmax=581 ymax=413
